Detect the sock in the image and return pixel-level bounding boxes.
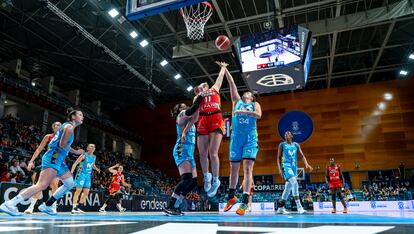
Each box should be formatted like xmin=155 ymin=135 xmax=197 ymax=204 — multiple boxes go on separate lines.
xmin=228 ymin=188 xmax=236 ymax=200
xmin=7 ymin=195 xmax=24 ymax=206
xmin=213 ymin=176 xmax=219 ymax=184
xmin=101 ymin=204 xmax=107 ymax=209
xmin=168 ymin=197 xmax=177 ymax=209
xmin=45 ymin=196 xmax=57 ymax=206
xmin=116 ymin=203 xmax=123 ymax=211
xmin=295 ymin=199 xmax=303 ymax=209
xmin=242 ymin=192 xmax=249 ymax=204
xmin=28 ymin=198 xmax=37 ymax=210
xmin=73 ymin=203 xmax=78 ymax=209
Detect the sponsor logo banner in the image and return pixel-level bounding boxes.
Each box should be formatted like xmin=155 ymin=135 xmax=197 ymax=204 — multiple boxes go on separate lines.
xmin=313 ymin=200 xmax=414 ymax=212
xmin=0 ymin=182 xmax=103 ymax=212
xmin=219 ymin=202 xmax=274 ymax=213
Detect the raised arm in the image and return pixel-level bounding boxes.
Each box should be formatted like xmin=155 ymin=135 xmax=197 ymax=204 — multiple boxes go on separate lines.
xmin=108 ymin=164 xmax=119 ymax=174
xmin=212 ymin=61 xmax=228 ymax=92
xmin=71 ymin=154 xmax=85 ymax=173
xmin=297 ymin=144 xmax=313 ymax=171
xmin=27 ymin=134 xmax=51 ymax=171
xmin=225 ymin=68 xmax=240 ymax=103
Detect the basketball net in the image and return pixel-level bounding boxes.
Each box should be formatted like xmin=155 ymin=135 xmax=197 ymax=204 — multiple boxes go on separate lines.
xmin=180 ymin=2 xmax=213 ymax=40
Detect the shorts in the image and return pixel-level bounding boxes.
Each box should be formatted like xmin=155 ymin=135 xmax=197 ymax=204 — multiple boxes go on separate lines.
xmin=197 ymin=112 xmax=224 ymax=135
xmin=109 ymin=183 xmax=120 ymax=195
xmin=74 ymin=173 xmax=92 ymax=188
xmin=229 ymin=131 xmax=258 ymax=162
xmin=329 ymin=180 xmax=342 ymax=189
xmin=173 ymin=143 xmax=196 ymax=168
xmin=282 ymin=164 xmax=297 ymax=180
xmin=41 ymin=148 xmax=70 ymax=177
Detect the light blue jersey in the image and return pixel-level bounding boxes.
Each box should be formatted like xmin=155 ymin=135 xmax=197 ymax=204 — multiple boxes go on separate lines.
xmin=229 ymin=100 xmax=258 ymax=162
xmin=173 ymin=117 xmax=196 ymax=168
xmin=42 ymin=122 xmax=74 ymax=176
xmin=48 ymin=122 xmax=75 ymax=155
xmin=78 ymin=153 xmax=96 ymax=175
xmin=74 ymin=153 xmax=95 ymax=188
xmin=175 ymin=122 xmax=196 ymax=145
xmin=279 ymin=141 xmax=299 ymax=180
xmin=231 ymin=100 xmax=257 ymax=134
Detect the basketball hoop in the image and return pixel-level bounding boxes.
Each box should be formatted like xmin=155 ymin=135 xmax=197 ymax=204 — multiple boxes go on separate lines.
xmin=179 ymin=2 xmax=213 ymax=40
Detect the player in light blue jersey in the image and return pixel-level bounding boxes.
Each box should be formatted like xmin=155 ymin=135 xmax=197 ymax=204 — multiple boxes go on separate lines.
xmin=163 ymin=93 xmax=203 ymax=216
xmin=222 ymin=68 xmax=262 ymax=215
xmin=276 ymin=131 xmax=313 ymax=214
xmin=71 ymin=143 xmax=100 ymax=214
xmin=0 ymin=108 xmax=85 ymax=216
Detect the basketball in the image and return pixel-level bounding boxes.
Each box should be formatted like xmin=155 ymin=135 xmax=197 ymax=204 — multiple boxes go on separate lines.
xmin=215 ymin=35 xmax=231 ymax=51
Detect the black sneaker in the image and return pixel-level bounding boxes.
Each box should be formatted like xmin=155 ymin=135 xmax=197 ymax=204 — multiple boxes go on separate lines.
xmin=174 ymin=207 xmax=184 ymax=216
xmin=162 ymin=206 xmax=181 ymax=216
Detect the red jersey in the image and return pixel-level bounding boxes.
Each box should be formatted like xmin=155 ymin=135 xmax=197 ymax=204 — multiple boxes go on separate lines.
xmin=200 ymin=88 xmax=221 ymax=114
xmin=111 ymin=171 xmax=123 ymax=185
xmin=328 ymin=165 xmax=341 ymax=182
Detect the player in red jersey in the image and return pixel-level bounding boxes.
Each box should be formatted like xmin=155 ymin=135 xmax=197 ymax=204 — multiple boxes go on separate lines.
xmin=326 ymin=158 xmax=348 ymax=213
xmin=99 ymin=164 xmax=130 ymax=213
xmin=195 ymin=61 xmax=228 ymax=197
xmin=24 ymin=122 xmax=62 ymax=214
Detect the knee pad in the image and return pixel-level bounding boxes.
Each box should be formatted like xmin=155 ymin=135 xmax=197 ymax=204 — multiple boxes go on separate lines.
xmin=282 ymin=181 xmax=292 ymax=200
xmin=174 ymin=173 xmax=192 ymax=195
xmin=332 ymin=193 xmax=337 ymax=201
xmin=62 ymin=177 xmax=74 ymax=189
xmin=288 ymin=177 xmax=299 ymax=196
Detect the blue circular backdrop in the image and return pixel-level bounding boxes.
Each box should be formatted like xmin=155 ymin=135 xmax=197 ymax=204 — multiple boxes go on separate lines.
xmin=277 ymin=110 xmax=313 ymax=143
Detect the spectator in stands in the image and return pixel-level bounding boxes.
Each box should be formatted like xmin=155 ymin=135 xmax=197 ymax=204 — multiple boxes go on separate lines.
xmin=1 ymin=171 xmax=11 ymax=182
xmin=9 ymin=160 xmax=25 ymax=177
xmin=19 ymin=159 xmax=27 ymax=173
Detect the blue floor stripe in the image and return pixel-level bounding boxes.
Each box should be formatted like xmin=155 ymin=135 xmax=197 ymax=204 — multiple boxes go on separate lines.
xmin=1 ymin=212 xmax=414 ymax=224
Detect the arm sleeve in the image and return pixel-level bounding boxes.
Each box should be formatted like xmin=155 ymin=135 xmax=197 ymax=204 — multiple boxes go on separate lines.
xmin=185 ymin=95 xmax=203 ymax=116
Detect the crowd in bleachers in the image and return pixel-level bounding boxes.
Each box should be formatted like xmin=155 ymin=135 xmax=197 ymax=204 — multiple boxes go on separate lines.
xmin=362 ymin=182 xmax=411 ymax=201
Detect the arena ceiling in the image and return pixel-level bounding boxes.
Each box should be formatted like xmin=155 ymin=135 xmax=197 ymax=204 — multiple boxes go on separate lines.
xmin=0 ymin=0 xmax=413 ymax=111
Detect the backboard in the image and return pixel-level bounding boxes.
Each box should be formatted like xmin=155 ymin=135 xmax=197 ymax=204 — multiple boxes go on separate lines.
xmin=126 ymin=0 xmax=206 ymax=21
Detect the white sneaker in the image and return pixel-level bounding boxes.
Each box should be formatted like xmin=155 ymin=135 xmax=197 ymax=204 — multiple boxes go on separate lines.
xmin=51 ymin=203 xmax=57 ymax=214
xmin=297 ymin=207 xmax=306 ymax=214
xmin=207 ymin=179 xmax=220 ymax=197
xmin=119 ymin=207 xmax=126 ymax=212
xmin=276 ymin=207 xmax=290 ymax=214
xmin=0 ymin=202 xmax=22 ymax=216
xmin=204 ymin=173 xmax=212 ymax=193
xmin=38 ymin=203 xmax=57 ymax=216
xmin=99 ymin=208 xmax=106 ymax=213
